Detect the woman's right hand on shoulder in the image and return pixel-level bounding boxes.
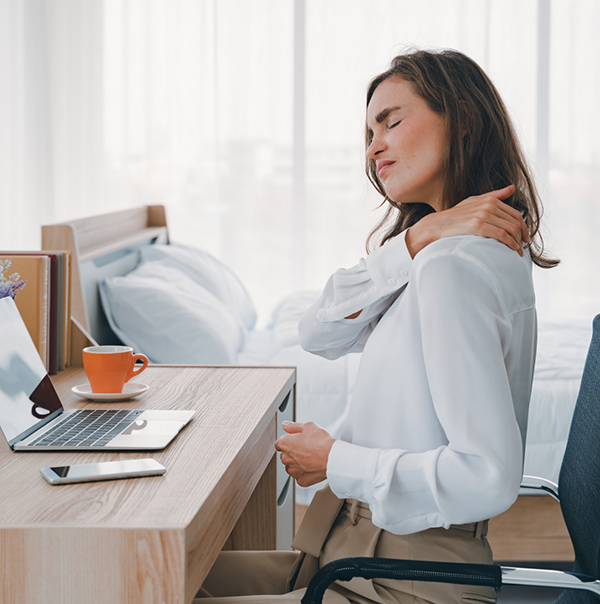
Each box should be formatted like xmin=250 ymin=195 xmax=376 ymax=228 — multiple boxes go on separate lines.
xmin=405 ymin=185 xmax=530 ymax=258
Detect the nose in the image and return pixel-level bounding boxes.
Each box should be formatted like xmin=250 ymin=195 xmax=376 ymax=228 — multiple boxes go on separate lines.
xmin=366 ymin=132 xmax=386 ymax=159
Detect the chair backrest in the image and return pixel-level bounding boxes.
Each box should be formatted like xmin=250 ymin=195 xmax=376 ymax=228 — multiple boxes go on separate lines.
xmin=555 ymin=314 xmax=600 ymax=602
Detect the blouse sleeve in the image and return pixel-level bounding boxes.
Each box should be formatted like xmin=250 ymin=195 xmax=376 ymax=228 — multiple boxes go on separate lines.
xmin=298 ymin=231 xmax=413 ymax=360
xmin=326 ymin=247 xmax=529 ymax=534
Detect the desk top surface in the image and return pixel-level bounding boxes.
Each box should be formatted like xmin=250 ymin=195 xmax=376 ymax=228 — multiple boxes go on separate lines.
xmin=0 ymin=365 xmax=295 ymax=530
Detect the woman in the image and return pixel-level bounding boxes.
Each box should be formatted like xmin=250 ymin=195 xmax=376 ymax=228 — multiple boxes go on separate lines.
xmin=196 ymin=49 xmax=556 ymax=604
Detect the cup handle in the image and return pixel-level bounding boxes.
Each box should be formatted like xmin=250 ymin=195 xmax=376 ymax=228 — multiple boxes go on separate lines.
xmin=126 ymin=353 xmax=149 ymax=383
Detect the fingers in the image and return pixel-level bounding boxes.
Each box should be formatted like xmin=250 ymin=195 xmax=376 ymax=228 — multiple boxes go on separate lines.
xmin=488 ymin=184 xmax=515 ymax=201
xmin=481 ymin=185 xmax=530 ymax=243
xmin=281 ymin=420 xmax=304 ymax=434
xmin=275 ymin=422 xmax=303 ymax=451
xmin=275 ymin=421 xmax=312 ymax=451
xmin=274 ymin=421 xmax=307 ymax=453
xmin=472 ymin=213 xmax=524 ymax=256
xmin=483 ymin=200 xmax=529 ymax=249
xmin=278 ymin=446 xmax=318 ymax=480
xmin=279 ymin=452 xmax=293 ymax=466
xmin=460 ymin=188 xmax=529 ymax=252
xmin=480 ymin=221 xmax=524 ymax=256
xmin=521 ymin=221 xmax=530 ymax=244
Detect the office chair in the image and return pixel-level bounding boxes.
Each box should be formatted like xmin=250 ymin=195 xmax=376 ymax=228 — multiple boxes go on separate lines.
xmin=302 ymin=314 xmax=600 ymax=604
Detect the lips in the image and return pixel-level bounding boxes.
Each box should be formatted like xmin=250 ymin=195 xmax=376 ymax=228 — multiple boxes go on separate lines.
xmin=377 ymin=160 xmax=395 ymax=177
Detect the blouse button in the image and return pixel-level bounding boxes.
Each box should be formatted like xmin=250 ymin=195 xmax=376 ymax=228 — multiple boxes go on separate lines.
xmin=400 ymin=269 xmax=408 ymax=277
xmin=387 ymin=278 xmax=396 ymax=286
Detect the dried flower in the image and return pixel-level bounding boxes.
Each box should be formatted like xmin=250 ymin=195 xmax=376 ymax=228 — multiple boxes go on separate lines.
xmin=0 ymin=259 xmax=27 ymax=300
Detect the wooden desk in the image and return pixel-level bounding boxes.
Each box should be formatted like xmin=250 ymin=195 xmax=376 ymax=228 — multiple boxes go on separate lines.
xmin=0 ymin=365 xmax=295 ymax=604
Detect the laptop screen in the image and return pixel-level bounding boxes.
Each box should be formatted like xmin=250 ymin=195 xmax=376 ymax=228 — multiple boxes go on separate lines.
xmin=0 ymin=297 xmax=63 ymax=446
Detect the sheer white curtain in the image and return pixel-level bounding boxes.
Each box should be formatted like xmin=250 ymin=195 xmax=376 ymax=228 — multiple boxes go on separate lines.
xmin=1 ymin=0 xmax=598 ymax=323
xmin=541 ymin=0 xmax=600 ymax=320
xmin=103 ymin=0 xmax=294 ymax=322
xmin=0 ymin=0 xmax=104 ymax=248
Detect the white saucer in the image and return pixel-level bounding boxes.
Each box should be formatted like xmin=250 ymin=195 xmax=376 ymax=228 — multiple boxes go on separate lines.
xmin=71 ymin=382 xmax=150 ymax=402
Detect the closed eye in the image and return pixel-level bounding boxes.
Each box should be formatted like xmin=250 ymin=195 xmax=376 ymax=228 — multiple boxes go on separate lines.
xmin=388 ymin=120 xmax=401 ymax=129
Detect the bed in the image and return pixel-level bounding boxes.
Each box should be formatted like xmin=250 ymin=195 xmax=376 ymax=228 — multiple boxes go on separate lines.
xmin=42 ymin=204 xmax=587 ymax=562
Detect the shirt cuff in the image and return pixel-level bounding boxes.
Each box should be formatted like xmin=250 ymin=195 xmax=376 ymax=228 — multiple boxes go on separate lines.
xmin=327 ymin=439 xmax=380 ymax=503
xmin=365 ymin=230 xmax=412 ymax=294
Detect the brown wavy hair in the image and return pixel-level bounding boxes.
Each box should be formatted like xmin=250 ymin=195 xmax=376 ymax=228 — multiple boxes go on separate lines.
xmin=365 ymin=49 xmax=558 ymax=269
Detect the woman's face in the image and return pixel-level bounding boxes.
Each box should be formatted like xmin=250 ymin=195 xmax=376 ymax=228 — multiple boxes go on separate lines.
xmin=367 ymin=77 xmax=447 ymax=211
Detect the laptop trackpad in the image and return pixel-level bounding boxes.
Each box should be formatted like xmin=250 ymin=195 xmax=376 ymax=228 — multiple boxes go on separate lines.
xmin=108 ymin=420 xmax=185 ymax=448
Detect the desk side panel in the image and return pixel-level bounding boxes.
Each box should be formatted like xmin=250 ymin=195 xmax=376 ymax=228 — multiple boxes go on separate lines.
xmin=0 ymin=527 xmax=185 ymax=604
xmin=184 ymin=416 xmax=277 ymax=603
xmin=226 ymin=454 xmax=278 ymax=551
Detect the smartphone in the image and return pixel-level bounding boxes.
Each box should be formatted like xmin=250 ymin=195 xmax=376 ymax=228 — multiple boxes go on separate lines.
xmin=40 ymin=458 xmax=166 ymax=485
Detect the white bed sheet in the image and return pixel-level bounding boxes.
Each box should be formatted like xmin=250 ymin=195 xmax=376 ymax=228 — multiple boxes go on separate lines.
xmin=239 ymin=291 xmax=592 ymax=505
xmin=523 ymin=319 xmax=591 ymax=486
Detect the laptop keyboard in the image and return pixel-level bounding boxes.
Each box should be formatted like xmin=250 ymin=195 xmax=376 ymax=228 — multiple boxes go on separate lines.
xmin=29 ymin=409 xmax=144 ymax=448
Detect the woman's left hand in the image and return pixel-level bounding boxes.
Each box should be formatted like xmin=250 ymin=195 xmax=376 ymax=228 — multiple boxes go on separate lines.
xmin=274 ymin=421 xmax=336 ymax=487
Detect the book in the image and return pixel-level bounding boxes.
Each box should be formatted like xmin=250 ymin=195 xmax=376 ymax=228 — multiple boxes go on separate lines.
xmin=0 ymin=255 xmax=51 ymax=370
xmin=0 ymin=251 xmax=71 ymax=373
xmin=61 ymin=252 xmax=72 ymax=369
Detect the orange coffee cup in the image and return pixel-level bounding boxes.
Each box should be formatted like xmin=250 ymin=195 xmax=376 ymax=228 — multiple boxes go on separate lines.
xmin=82 ymin=346 xmax=149 ymax=394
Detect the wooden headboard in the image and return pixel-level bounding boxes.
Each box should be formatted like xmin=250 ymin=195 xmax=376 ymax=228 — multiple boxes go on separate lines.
xmin=42 ymin=205 xmax=169 ymax=346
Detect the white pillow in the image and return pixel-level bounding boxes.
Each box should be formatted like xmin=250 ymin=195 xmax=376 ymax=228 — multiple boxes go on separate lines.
xmin=99 ymin=262 xmax=244 ymax=364
xmin=140 ymin=244 xmax=257 ymax=331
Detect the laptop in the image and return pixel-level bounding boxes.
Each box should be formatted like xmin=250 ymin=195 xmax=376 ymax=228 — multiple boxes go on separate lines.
xmin=0 ymin=297 xmax=195 ymax=451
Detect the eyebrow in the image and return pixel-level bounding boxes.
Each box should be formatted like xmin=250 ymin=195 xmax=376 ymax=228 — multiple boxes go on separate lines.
xmin=367 ymin=106 xmax=402 ymax=136
xmin=375 ymin=106 xmax=402 ymax=124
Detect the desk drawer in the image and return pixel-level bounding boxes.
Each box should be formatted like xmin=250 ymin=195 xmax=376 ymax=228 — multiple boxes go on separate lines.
xmin=277 ymin=475 xmax=294 ymax=550
xmin=276 ymin=389 xmax=295 ymax=549
xmin=276 ymin=390 xmax=294 ymax=496
xmin=276 ymin=390 xmax=294 ymax=437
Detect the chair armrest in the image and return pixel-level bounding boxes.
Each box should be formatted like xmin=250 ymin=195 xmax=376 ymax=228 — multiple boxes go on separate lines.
xmin=501 ymin=566 xmax=600 ymax=596
xmin=301 ymin=558 xmax=501 ymax=604
xmin=519 ymin=475 xmax=559 ymax=501
xmin=301 ymin=558 xmax=600 ymax=604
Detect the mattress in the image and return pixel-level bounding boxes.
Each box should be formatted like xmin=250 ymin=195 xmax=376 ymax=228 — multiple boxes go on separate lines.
xmin=523 ymin=318 xmax=591 ymax=485
xmin=239 ymin=291 xmax=592 ymax=505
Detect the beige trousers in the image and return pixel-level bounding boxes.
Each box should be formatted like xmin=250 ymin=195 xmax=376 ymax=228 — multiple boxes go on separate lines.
xmin=194 ymin=487 xmax=496 ymax=604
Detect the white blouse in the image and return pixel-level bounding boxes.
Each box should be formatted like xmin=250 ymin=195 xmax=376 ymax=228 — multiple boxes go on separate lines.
xmin=298 ymin=231 xmax=537 ymax=535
